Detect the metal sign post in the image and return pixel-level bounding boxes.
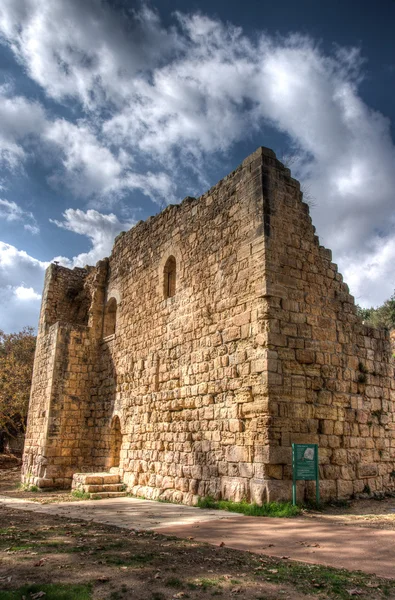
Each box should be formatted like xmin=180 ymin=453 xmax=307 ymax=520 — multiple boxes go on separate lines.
xmin=292 ymin=443 xmax=319 ymax=506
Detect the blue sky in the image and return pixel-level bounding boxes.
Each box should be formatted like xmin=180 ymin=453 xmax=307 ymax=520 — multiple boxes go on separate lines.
xmin=0 ymin=0 xmax=394 ymax=332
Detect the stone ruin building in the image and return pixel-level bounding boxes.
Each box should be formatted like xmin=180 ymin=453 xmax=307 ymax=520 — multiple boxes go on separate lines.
xmin=22 ymin=147 xmax=395 ymax=504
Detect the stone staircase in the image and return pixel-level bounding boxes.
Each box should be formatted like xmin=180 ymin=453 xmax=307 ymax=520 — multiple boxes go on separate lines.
xmin=72 ymin=469 xmax=127 ymax=499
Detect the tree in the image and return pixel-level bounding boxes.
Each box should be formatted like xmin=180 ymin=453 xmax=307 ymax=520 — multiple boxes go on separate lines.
xmin=356 ymin=291 xmax=395 ymax=330
xmin=0 ymin=327 xmax=36 ymax=445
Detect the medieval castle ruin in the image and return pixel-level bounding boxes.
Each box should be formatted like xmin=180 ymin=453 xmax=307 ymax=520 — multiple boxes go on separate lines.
xmin=22 ymin=147 xmax=395 ymax=503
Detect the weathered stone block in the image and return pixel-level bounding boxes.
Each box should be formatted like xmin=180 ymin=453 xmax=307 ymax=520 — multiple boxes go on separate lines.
xmin=221 ymin=477 xmax=248 ymax=502
xmin=357 ymin=463 xmax=378 ymax=478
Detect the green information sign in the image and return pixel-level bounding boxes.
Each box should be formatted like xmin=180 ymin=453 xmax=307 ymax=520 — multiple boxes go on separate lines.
xmin=292 ymin=443 xmax=319 ymax=505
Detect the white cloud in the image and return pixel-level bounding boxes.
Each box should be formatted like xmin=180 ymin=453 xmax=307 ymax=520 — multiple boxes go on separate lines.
xmin=14 ymin=285 xmax=41 ymax=301
xmin=0 ymin=2 xmax=394 ymax=307
xmin=343 ymin=236 xmax=395 ymax=307
xmin=0 ymin=85 xmax=46 ymax=169
xmin=44 ymin=119 xmax=176 ymax=202
xmin=0 ymin=241 xmax=47 ymax=332
xmin=0 ymin=0 xmax=180 ymax=108
xmin=0 ymin=198 xmax=39 ymax=234
xmin=51 ymin=208 xmax=135 ymax=268
xmin=0 ymin=198 xmax=24 ymax=221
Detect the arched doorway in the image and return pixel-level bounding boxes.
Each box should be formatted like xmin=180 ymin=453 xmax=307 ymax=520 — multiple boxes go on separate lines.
xmin=109 ymin=415 xmax=122 ymax=468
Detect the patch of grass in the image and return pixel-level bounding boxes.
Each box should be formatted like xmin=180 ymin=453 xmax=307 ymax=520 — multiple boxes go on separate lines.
xmin=165 ymin=577 xmax=183 ymax=588
xmin=151 ymin=593 xmax=166 ymax=600
xmin=255 ymin=560 xmax=394 ymax=599
xmin=17 ymin=482 xmax=39 ymax=492
xmin=105 ymin=552 xmax=156 ymax=566
xmin=199 ymin=578 xmax=220 ymax=589
xmin=71 ymin=489 xmax=90 ymax=500
xmin=7 ymin=544 xmax=35 ymax=551
xmin=0 ymin=583 xmax=92 ymax=599
xmin=197 ymin=497 xmax=300 ymax=517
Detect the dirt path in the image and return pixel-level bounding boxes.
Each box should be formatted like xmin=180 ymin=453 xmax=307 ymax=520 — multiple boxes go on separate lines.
xmin=2 ymin=493 xmax=395 ymax=580
xmin=158 ymin=515 xmax=395 ymax=580
xmin=3 ymin=460 xmax=395 ymax=598
xmin=2 ymin=504 xmax=395 ymax=600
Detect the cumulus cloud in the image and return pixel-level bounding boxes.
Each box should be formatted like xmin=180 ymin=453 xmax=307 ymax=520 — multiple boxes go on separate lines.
xmin=0 ymin=198 xmax=39 ymax=234
xmin=51 ymin=208 xmax=135 ymax=267
xmin=0 ymin=1 xmax=394 ymax=308
xmin=14 ymin=285 xmax=41 ymax=301
xmin=0 ymin=86 xmax=46 ymax=169
xmin=0 ymin=83 xmax=177 ymax=203
xmin=44 ymin=119 xmax=176 ymax=202
xmin=0 ymin=0 xmax=180 ymax=108
xmin=0 ymin=242 xmax=47 ymax=331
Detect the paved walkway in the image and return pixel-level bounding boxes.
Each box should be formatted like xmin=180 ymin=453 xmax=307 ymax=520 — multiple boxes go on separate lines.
xmin=0 ymin=494 xmax=240 ymax=530
xmin=1 ymin=495 xmax=395 ymax=579
xmin=158 ymin=516 xmax=395 ymax=579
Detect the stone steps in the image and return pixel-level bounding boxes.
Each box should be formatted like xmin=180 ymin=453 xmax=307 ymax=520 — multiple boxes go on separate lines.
xmin=90 ymin=491 xmax=128 ymax=499
xmin=84 ymin=483 xmax=125 ymax=493
xmin=72 ymin=471 xmax=127 ymax=499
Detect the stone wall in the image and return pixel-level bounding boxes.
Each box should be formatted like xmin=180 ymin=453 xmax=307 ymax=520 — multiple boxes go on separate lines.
xmin=22 ymin=261 xmax=108 ymax=487
xmin=23 ymin=147 xmax=395 ymax=502
xmin=92 ymin=150 xmax=270 ymax=504
xmin=260 ymin=150 xmax=395 ymax=501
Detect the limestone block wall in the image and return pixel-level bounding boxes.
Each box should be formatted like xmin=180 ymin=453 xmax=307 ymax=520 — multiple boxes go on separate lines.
xmin=22 ymin=322 xmax=59 ymax=485
xmin=260 ymin=150 xmax=395 ymax=501
xmin=23 ymin=146 xmax=395 ymax=502
xmin=40 ymin=264 xmax=92 ymax=333
xmin=92 ymin=149 xmax=272 ymax=505
xmin=22 ymin=262 xmax=108 ymax=487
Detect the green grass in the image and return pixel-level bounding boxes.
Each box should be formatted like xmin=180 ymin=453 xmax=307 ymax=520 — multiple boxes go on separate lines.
xmin=198 ymin=578 xmax=220 ymax=590
xmin=105 ymin=552 xmax=156 ymax=566
xmin=7 ymin=544 xmax=35 ymax=551
xmin=17 ymin=483 xmax=39 ymax=492
xmin=197 ymin=496 xmax=301 ymax=517
xmin=0 ymin=583 xmax=92 ymax=600
xmin=165 ymin=577 xmax=183 ymax=588
xmin=71 ymin=489 xmax=90 ymax=500
xmin=254 ymin=560 xmax=393 ymax=599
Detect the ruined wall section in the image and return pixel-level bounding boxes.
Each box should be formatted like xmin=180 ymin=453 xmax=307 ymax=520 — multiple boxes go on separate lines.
xmin=261 ymin=152 xmax=395 ymax=501
xmin=22 ymin=262 xmax=108 ymax=487
xmin=22 ymin=323 xmax=58 ymax=485
xmin=94 ymin=149 xmax=271 ymax=504
xmin=40 ymin=264 xmax=93 ymax=333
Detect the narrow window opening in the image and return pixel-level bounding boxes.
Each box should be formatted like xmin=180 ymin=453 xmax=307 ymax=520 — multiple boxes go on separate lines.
xmin=163 ymin=256 xmax=176 ymax=299
xmin=103 ymin=297 xmax=117 ymax=337
xmin=109 ymin=415 xmax=122 ymax=468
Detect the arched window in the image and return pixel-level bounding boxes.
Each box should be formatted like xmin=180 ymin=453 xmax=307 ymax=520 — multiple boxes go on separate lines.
xmin=103 ymin=297 xmax=117 ymax=337
xmin=163 ymin=256 xmax=176 ymax=299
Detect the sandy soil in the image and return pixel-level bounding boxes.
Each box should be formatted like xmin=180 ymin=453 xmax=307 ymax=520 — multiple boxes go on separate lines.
xmin=2 ymin=458 xmax=395 ymax=599
xmin=1 ymin=503 xmax=395 ymax=600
